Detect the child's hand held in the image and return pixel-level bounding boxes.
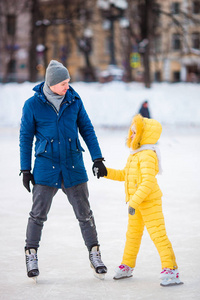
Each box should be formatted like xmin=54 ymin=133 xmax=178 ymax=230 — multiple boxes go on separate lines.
xmin=128 ymin=206 xmax=135 ymax=215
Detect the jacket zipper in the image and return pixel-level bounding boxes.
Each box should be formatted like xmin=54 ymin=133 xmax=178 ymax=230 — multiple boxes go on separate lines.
xmin=69 ymin=138 xmax=75 ymax=169
xmin=46 ymin=100 xmax=75 ymax=174
xmin=46 ymin=101 xmax=59 ymax=115
xmin=46 ymin=102 xmax=58 ymax=169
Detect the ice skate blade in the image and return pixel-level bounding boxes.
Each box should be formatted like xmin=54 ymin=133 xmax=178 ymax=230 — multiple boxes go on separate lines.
xmin=160 ymin=280 xmax=183 ymax=287
xmin=113 ymin=275 xmax=133 ymax=280
xmin=90 ymin=264 xmax=106 ymax=280
xmin=30 ymin=276 xmax=38 ymax=283
xmin=93 ymin=271 xmax=105 ymax=280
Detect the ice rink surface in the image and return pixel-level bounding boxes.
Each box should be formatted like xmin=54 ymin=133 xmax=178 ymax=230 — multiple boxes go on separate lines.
xmin=0 ymin=126 xmax=200 ymax=300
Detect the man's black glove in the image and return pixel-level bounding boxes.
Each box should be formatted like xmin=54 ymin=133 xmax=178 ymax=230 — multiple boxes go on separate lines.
xmin=21 ymin=170 xmax=35 ymax=192
xmin=92 ymin=158 xmax=107 ymax=179
xmin=128 ymin=206 xmax=135 ymax=216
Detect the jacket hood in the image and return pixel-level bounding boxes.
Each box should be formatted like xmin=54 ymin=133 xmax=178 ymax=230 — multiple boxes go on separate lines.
xmin=127 ymin=114 xmax=162 ymax=150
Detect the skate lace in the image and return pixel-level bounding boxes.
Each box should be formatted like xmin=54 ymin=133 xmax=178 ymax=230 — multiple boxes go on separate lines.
xmin=119 ymin=264 xmax=131 ymax=272
xmin=90 ymin=251 xmax=105 ymax=268
xmin=161 ymin=268 xmax=174 ymax=275
xmin=26 ymin=253 xmax=38 ymax=271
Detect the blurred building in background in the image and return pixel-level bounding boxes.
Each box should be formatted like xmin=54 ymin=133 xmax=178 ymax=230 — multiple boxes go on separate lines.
xmin=0 ymin=0 xmax=200 ymax=85
xmin=151 ymin=0 xmax=200 ymax=83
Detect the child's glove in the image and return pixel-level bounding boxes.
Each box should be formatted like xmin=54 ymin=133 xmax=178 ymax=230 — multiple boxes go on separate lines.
xmin=92 ymin=158 xmax=107 ymax=179
xmin=128 ymin=206 xmax=135 ymax=215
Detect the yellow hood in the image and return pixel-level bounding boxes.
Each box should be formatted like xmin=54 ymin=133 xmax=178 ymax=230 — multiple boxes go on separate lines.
xmin=127 ymin=114 xmax=162 ymax=150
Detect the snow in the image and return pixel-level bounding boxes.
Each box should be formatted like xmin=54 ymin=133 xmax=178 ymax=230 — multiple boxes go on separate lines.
xmin=0 ymin=81 xmax=200 ymax=128
xmin=98 ymin=0 xmax=128 ymax=10
xmin=0 ymin=81 xmax=200 ymax=299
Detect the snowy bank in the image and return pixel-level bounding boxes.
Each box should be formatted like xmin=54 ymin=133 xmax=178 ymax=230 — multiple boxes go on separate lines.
xmin=0 ymin=81 xmax=200 ymax=127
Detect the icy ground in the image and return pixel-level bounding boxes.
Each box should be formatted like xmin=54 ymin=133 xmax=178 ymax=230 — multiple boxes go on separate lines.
xmin=0 ymin=125 xmax=200 ymax=300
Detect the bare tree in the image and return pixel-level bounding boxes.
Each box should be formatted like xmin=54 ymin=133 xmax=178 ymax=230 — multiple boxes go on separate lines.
xmin=120 ymin=0 xmax=141 ymax=82
xmin=29 ymin=0 xmax=41 ymax=82
xmin=0 ymin=0 xmax=31 ymax=82
xmin=31 ymin=0 xmax=97 ymax=81
xmin=66 ymin=0 xmax=97 ymax=81
xmin=137 ymin=0 xmax=155 ymax=88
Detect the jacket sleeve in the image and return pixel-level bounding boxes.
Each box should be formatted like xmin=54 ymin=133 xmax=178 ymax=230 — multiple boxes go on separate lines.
xmin=77 ymin=100 xmax=102 ymax=161
xmin=129 ymin=151 xmax=157 ymax=209
xmin=105 ymin=168 xmax=125 ymax=181
xmin=19 ymin=100 xmax=35 ymax=170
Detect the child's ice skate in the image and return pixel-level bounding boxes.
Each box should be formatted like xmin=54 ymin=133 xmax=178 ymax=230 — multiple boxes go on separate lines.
xmin=113 ymin=264 xmax=133 ymax=280
xmin=89 ymin=246 xmax=107 ymax=280
xmin=25 ymin=248 xmax=39 ymax=282
xmin=160 ymin=268 xmax=183 ymax=286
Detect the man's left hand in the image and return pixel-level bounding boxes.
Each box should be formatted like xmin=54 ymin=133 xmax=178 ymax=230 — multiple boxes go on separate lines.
xmin=92 ymin=158 xmax=107 ymax=179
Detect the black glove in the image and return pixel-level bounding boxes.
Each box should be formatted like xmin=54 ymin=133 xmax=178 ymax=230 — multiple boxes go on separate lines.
xmin=92 ymin=158 xmax=107 ymax=179
xmin=128 ymin=206 xmax=135 ymax=216
xmin=21 ymin=170 xmax=35 ymax=192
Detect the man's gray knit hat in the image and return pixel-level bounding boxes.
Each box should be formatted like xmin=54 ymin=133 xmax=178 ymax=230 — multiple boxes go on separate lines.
xmin=45 ymin=60 xmax=70 ymax=86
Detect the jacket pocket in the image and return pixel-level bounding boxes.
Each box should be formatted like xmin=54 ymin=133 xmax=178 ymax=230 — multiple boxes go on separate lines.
xmin=35 ymin=139 xmax=48 ymax=156
xmin=67 ymin=137 xmax=85 ymax=152
xmin=76 ymin=139 xmax=85 ymax=152
xmin=67 ymin=137 xmax=85 ymax=169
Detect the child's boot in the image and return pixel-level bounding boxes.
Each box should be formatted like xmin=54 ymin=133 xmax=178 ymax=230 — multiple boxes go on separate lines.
xmin=160 ymin=268 xmax=183 ymax=286
xmin=113 ymin=264 xmax=133 ymax=280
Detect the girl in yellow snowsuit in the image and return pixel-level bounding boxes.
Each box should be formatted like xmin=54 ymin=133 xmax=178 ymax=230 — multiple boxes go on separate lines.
xmin=104 ymin=114 xmax=182 ymax=286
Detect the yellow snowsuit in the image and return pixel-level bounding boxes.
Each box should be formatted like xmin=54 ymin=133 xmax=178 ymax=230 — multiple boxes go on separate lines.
xmin=105 ymin=115 xmax=177 ymax=270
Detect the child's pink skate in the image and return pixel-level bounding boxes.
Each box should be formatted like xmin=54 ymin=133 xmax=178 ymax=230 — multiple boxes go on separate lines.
xmin=160 ymin=268 xmax=183 ymax=286
xmin=113 ymin=264 xmax=133 ymax=280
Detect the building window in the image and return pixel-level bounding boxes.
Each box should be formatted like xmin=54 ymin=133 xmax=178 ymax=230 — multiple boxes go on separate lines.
xmin=172 ymin=33 xmax=181 ymax=50
xmin=77 ymin=7 xmax=93 ymax=22
xmin=153 ymin=3 xmax=161 ymax=25
xmin=154 ymin=35 xmax=162 ymax=53
xmin=192 ymin=32 xmax=200 ymax=49
xmin=173 ymin=71 xmax=180 ymax=82
xmin=8 ymin=59 xmax=16 ymax=73
xmin=7 ymin=15 xmax=16 ymax=36
xmin=171 ymin=2 xmax=180 ymax=14
xmin=154 ymin=71 xmax=161 ymax=82
xmin=192 ymin=1 xmax=200 ymax=14
xmin=104 ymin=37 xmax=110 ymax=55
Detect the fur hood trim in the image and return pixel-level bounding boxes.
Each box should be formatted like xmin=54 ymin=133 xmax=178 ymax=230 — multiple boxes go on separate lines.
xmin=127 ymin=114 xmax=144 ymax=150
xmin=127 ymin=114 xmax=162 ymax=150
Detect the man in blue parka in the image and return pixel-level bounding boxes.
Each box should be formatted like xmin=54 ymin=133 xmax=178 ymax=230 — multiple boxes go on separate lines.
xmin=20 ymin=60 xmax=107 ymax=280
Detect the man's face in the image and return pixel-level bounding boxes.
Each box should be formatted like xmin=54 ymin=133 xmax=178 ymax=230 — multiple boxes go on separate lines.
xmin=50 ymin=79 xmax=70 ymax=96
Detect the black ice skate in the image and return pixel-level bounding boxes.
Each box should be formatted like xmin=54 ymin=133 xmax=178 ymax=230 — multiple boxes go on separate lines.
xmin=25 ymin=248 xmax=39 ymax=282
xmin=89 ymin=246 xmax=107 ymax=280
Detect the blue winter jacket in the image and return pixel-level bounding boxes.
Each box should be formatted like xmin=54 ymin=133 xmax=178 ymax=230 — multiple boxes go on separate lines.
xmin=20 ymin=82 xmax=102 ymax=188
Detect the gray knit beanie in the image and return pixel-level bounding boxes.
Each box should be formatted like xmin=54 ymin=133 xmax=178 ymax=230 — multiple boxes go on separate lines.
xmin=45 ymin=60 xmax=70 ymax=86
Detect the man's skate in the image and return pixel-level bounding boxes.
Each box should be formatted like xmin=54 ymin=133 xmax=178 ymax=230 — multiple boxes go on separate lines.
xmin=160 ymin=268 xmax=183 ymax=286
xmin=89 ymin=246 xmax=107 ymax=280
xmin=25 ymin=249 xmax=39 ymax=282
xmin=113 ymin=264 xmax=133 ymax=280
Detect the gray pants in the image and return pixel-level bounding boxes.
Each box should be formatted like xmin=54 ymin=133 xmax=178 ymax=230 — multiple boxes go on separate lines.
xmin=26 ymin=182 xmax=99 ymax=251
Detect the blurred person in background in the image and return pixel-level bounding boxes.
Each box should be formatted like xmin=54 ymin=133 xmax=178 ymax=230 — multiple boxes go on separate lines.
xmin=20 ymin=60 xmax=107 ymax=281
xmin=139 ymin=100 xmax=151 ymax=118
